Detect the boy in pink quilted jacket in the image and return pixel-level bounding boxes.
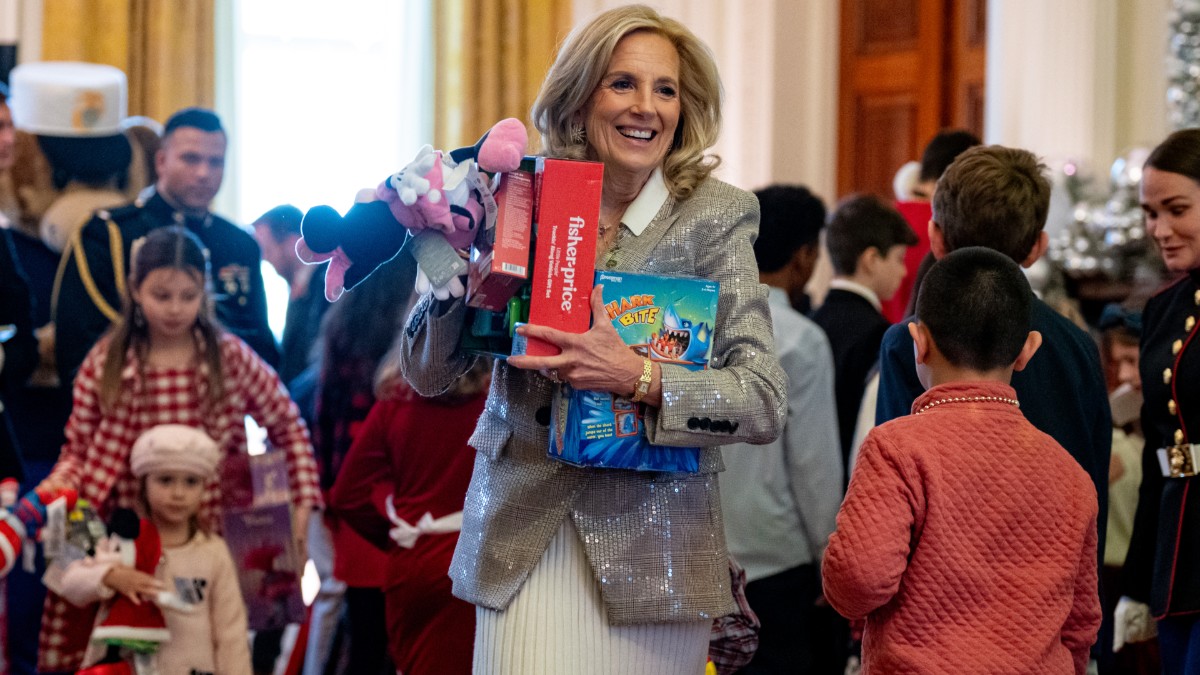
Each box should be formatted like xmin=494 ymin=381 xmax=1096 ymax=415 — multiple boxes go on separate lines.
xmin=822 ymin=247 xmax=1101 ymax=674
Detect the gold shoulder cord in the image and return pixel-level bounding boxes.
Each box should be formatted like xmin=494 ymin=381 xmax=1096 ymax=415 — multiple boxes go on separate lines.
xmin=51 ymin=218 xmax=125 ymax=324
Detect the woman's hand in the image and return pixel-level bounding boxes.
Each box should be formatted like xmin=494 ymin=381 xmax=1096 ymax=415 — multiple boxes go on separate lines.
xmin=507 ymin=285 xmax=648 ymax=398
xmin=103 ymin=565 xmax=165 ymax=604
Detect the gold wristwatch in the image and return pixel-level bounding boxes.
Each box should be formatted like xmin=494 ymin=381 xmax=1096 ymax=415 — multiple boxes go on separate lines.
xmin=631 ymin=358 xmax=653 ymax=403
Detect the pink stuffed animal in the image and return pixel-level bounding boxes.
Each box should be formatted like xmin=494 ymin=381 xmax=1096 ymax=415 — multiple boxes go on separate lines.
xmin=296 ymin=118 xmax=527 ymax=301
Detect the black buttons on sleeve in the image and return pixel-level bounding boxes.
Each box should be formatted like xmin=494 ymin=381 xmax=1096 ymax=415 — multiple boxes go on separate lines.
xmin=686 ymin=417 xmax=738 ymax=434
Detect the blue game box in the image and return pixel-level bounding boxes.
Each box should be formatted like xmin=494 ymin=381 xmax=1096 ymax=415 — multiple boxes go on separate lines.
xmin=549 ymin=271 xmax=719 ymax=472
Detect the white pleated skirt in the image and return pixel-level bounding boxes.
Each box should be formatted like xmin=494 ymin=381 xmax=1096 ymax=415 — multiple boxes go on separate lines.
xmin=472 ymin=520 xmax=711 ymax=675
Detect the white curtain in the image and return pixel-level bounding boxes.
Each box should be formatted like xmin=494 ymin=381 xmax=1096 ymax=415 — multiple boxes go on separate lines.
xmin=985 ymin=0 xmax=1169 ymax=174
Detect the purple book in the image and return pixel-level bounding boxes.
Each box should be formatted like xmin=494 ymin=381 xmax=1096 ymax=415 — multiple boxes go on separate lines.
xmin=221 ymin=502 xmax=304 ymax=630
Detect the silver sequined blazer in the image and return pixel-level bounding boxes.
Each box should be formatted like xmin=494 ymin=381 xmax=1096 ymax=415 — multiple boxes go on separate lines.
xmin=400 ymin=175 xmax=787 ymax=625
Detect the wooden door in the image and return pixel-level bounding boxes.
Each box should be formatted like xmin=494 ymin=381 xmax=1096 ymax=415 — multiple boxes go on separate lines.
xmin=944 ymin=0 xmax=986 ymax=133
xmin=837 ymin=0 xmax=986 ymax=199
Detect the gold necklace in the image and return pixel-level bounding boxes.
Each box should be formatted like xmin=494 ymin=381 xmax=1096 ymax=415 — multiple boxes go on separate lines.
xmin=915 ymin=394 xmax=1020 ymax=415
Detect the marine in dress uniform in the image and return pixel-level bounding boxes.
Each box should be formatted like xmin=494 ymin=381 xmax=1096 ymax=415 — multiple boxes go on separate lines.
xmin=1126 ymin=270 xmax=1200 ymax=618
xmin=52 ymin=187 xmax=279 ymax=382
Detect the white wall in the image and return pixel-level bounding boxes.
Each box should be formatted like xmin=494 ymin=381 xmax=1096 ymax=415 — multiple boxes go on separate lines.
xmin=985 ymin=0 xmax=1170 ymax=174
xmin=0 ymin=0 xmax=43 ymax=64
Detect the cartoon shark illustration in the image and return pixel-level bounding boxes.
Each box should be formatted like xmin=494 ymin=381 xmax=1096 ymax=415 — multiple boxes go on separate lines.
xmin=649 ymin=304 xmax=712 ymax=364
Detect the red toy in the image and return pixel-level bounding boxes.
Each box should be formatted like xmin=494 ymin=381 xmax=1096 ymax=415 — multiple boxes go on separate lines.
xmin=0 ymin=485 xmax=78 ymax=576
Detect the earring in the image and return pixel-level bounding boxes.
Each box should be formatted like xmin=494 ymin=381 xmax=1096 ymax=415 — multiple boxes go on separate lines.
xmin=570 ymin=124 xmax=586 ymax=145
xmin=133 ymin=305 xmax=145 ymax=328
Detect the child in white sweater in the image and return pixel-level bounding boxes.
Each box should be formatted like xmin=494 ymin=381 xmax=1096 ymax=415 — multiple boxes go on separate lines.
xmin=60 ymin=424 xmax=251 ymax=675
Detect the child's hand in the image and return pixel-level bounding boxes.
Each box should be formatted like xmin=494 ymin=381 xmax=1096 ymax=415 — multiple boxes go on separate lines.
xmin=35 ymin=476 xmax=70 ymax=496
xmin=291 ymin=508 xmax=310 ymax=577
xmin=102 ymin=565 xmax=164 ymax=604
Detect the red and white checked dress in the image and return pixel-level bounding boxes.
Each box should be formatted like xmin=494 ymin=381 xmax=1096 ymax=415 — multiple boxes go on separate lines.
xmin=37 ymin=332 xmax=321 ymax=672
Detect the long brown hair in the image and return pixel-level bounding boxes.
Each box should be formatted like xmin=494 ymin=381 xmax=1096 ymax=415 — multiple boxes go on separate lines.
xmin=98 ymin=226 xmax=224 ymax=411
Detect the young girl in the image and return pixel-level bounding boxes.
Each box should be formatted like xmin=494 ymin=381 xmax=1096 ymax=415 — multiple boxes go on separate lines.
xmin=327 ymin=348 xmax=489 ymax=675
xmin=61 ymin=424 xmax=252 ymax=675
xmin=36 ymin=226 xmax=321 ymax=673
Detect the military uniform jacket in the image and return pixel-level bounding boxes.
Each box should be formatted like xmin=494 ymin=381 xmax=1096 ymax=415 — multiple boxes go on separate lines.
xmin=400 ymin=176 xmax=787 ymax=625
xmin=54 ymin=190 xmax=279 ymax=382
xmin=1127 ymin=270 xmax=1200 ymax=616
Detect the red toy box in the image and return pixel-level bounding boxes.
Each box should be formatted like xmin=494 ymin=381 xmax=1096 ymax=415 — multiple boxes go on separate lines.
xmin=466 ymin=161 xmax=536 ymax=311
xmin=521 ymin=157 xmax=603 ymax=356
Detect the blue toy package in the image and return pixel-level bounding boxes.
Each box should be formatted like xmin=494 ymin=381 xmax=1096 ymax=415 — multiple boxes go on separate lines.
xmin=549 ymin=271 xmax=719 ymax=472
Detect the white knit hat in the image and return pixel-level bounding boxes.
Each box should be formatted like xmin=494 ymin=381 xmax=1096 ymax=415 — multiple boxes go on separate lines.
xmin=130 ymin=424 xmax=220 ymax=478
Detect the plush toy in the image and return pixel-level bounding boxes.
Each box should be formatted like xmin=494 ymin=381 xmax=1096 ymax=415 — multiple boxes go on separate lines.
xmin=0 ymin=484 xmax=79 ymax=576
xmin=88 ymin=513 xmax=181 ymax=654
xmin=6 ymin=62 xmax=159 ymax=250
xmin=3 ymin=62 xmax=159 ymax=391
xmin=297 ymin=118 xmax=527 ymax=301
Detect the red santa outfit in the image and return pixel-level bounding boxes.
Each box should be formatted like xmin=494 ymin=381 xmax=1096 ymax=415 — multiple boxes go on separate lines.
xmin=38 ymin=333 xmax=321 ymax=672
xmin=823 ymin=381 xmax=1101 ymax=675
xmin=328 ymin=391 xmax=485 ymax=675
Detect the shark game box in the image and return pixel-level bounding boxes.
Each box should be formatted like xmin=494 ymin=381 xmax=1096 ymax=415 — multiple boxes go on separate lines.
xmin=549 ymin=271 xmax=719 ymax=472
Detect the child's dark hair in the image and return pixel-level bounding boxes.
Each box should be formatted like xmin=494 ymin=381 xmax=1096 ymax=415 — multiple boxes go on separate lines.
xmin=916 ymin=246 xmax=1033 ymax=371
xmin=99 ymin=226 xmax=224 ymax=410
xmin=919 ymin=129 xmax=981 ymax=183
xmin=826 ymin=194 xmax=918 ymax=275
xmin=752 ymin=184 xmax=827 ymax=273
xmin=932 ymin=145 xmax=1050 ymax=264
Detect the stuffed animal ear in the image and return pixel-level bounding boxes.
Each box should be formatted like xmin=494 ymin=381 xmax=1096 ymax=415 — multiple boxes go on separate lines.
xmin=300 ymin=205 xmax=343 ymax=254
xmin=121 ymin=119 xmax=162 ymax=199
xmin=298 ymin=205 xmax=350 ymax=301
xmin=476 ymin=118 xmax=528 ymax=174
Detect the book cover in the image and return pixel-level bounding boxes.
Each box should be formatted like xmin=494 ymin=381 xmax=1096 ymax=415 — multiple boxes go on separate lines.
xmin=549 ymin=271 xmax=719 ymax=472
xmin=221 ymin=502 xmax=304 ymax=631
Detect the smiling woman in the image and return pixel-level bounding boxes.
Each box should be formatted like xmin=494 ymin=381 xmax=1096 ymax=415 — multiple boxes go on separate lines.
xmin=399 ymin=5 xmax=786 ymax=674
xmin=579 ymin=31 xmax=681 ymax=200
xmin=1123 ymin=128 xmax=1200 ymax=669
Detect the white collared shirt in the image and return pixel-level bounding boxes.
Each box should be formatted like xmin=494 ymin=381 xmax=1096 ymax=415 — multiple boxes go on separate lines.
xmin=619 ymin=168 xmax=669 ymax=236
xmin=828 ymin=278 xmax=882 ymax=312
